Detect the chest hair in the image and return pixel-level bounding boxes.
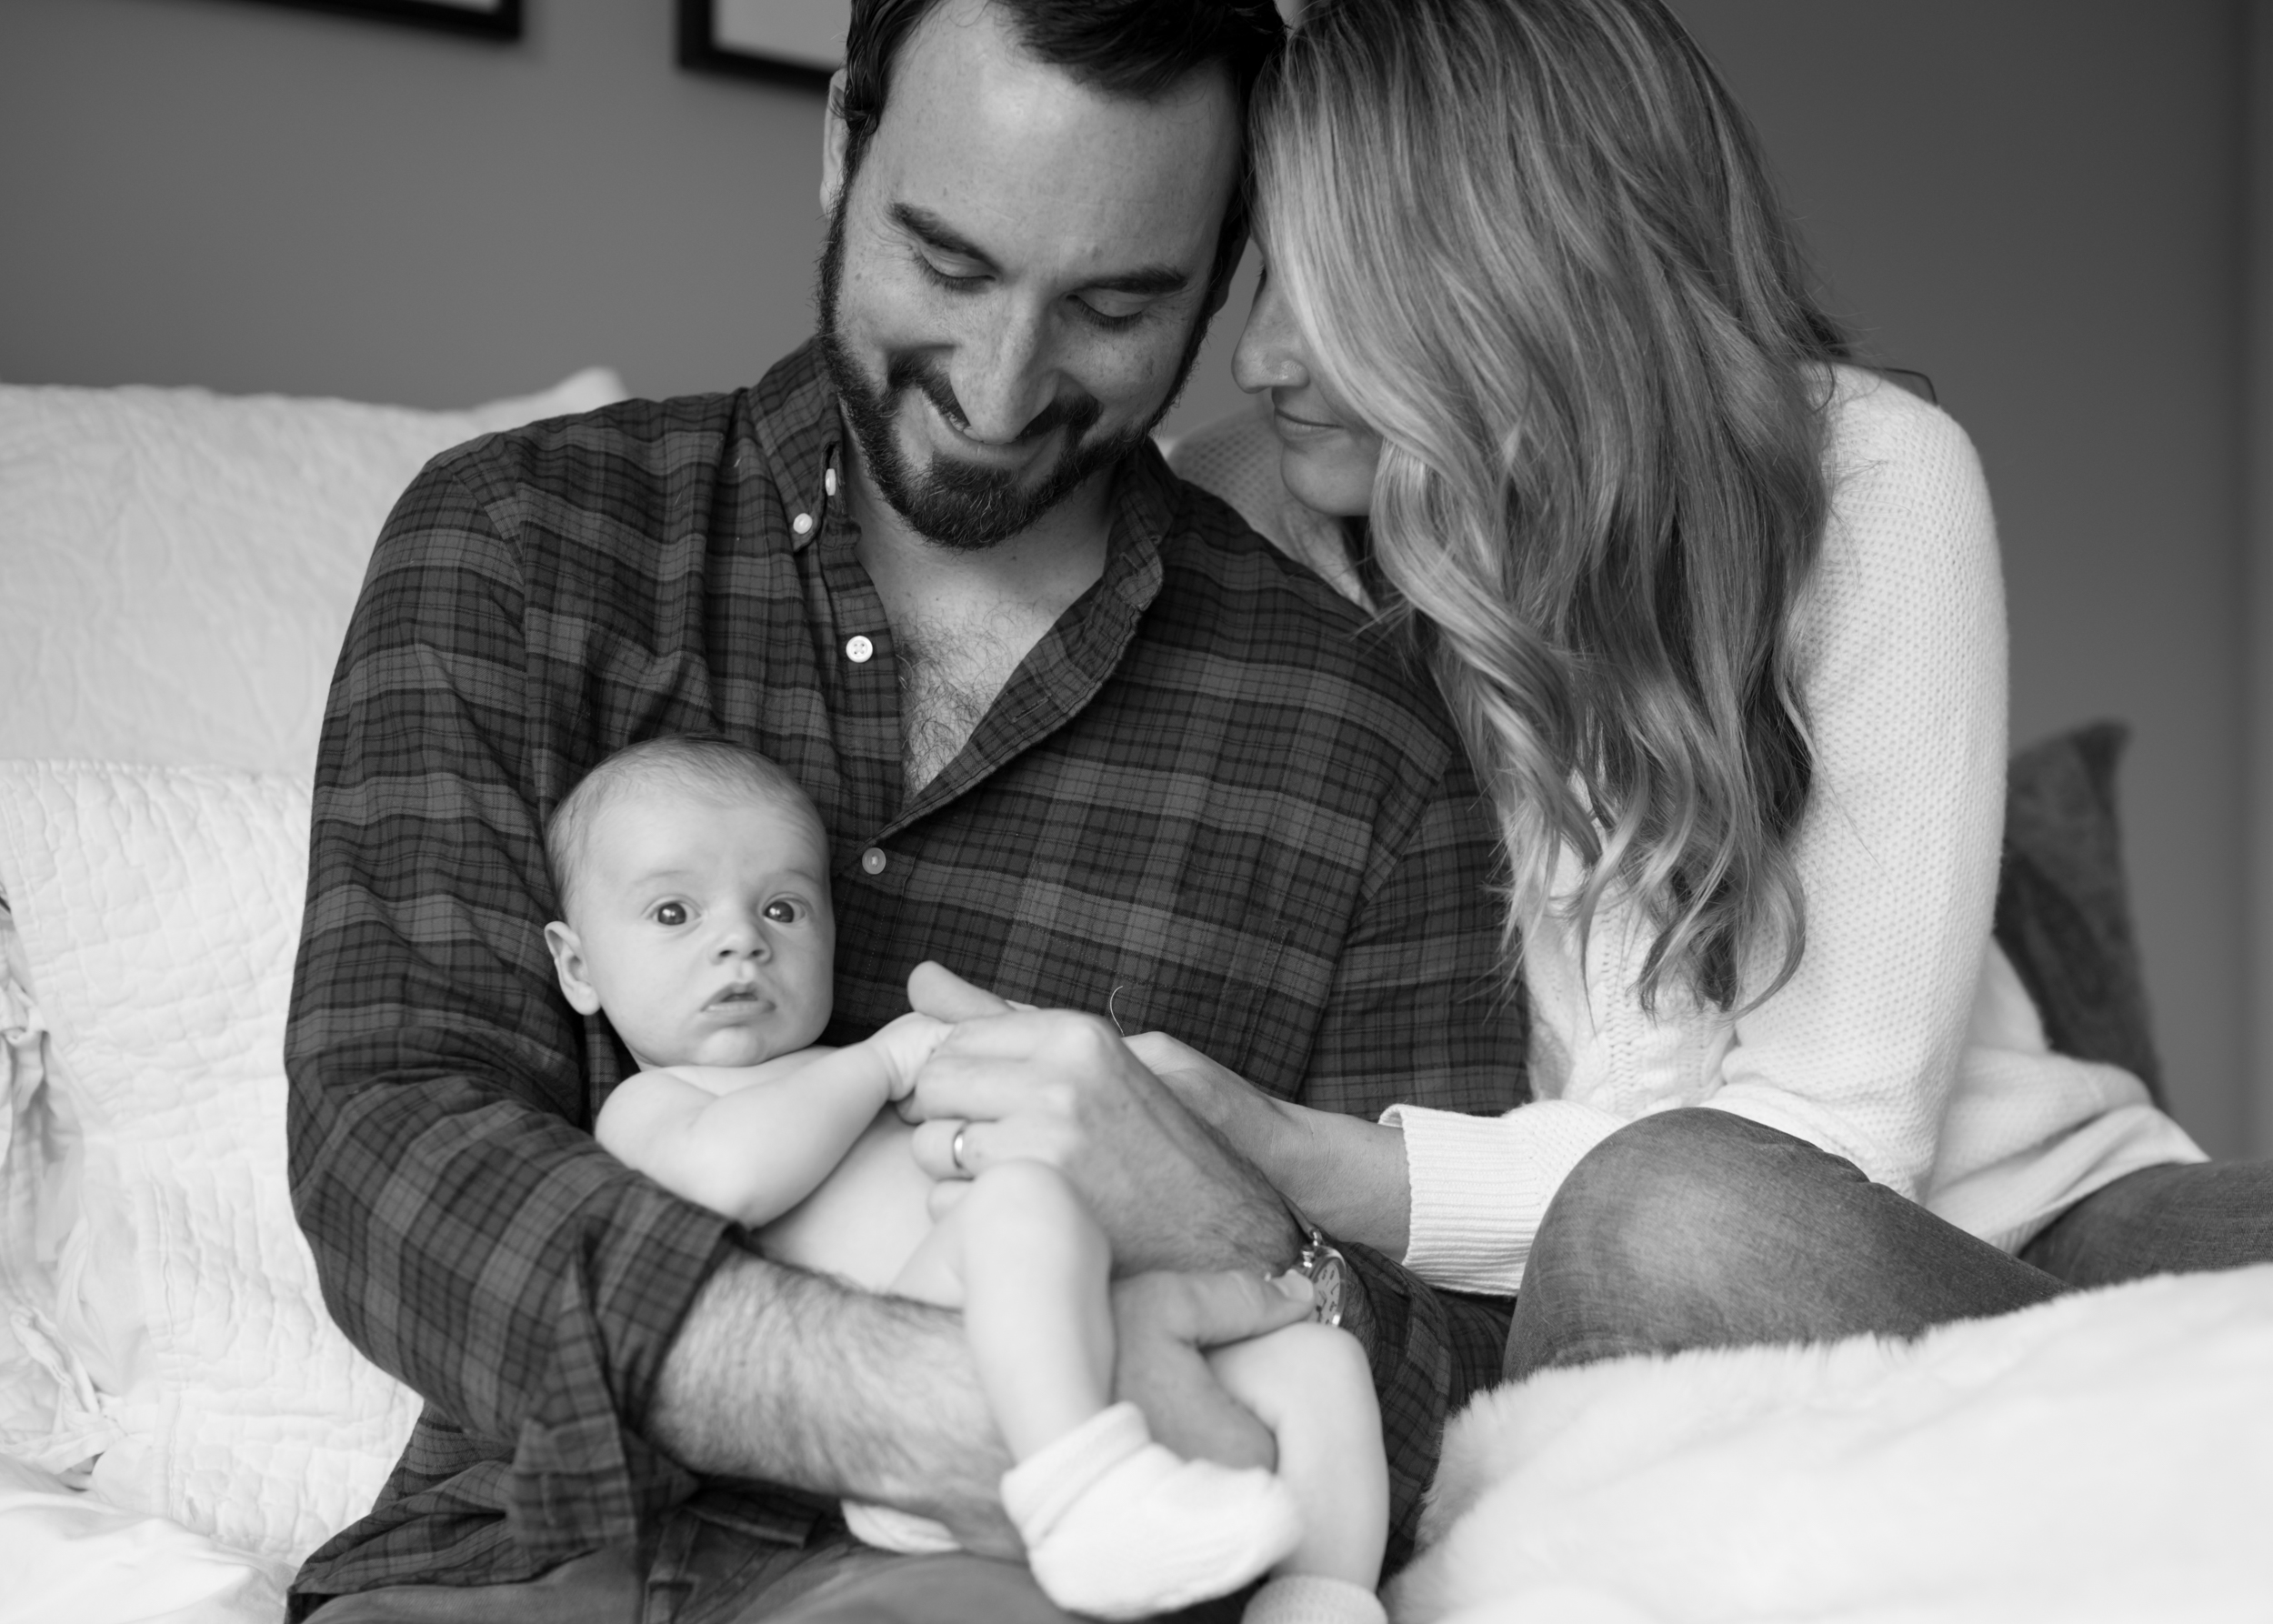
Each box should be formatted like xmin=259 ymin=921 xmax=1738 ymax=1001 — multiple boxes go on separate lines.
xmin=896 ymin=599 xmax=1055 ymax=792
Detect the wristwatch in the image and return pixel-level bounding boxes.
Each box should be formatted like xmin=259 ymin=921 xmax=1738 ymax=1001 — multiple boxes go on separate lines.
xmin=1293 ymin=1221 xmax=1349 ymax=1329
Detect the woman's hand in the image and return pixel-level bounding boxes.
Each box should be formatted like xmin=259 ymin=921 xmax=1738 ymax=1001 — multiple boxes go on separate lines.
xmin=1124 ymin=1031 xmax=1415 ymax=1258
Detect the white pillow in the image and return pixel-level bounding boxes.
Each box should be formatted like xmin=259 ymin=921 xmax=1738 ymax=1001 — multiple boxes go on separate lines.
xmin=0 ymin=760 xmax=419 ymax=1565
xmin=0 ymin=369 xmax=625 ymax=778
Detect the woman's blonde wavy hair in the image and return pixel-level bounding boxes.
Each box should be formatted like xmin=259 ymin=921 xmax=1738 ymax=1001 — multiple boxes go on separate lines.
xmin=1255 ymin=0 xmax=1847 ymax=1011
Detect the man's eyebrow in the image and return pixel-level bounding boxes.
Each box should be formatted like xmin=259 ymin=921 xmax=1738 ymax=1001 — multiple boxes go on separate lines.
xmin=892 ymin=203 xmax=1190 ymax=299
xmin=1080 ymin=265 xmax=1192 ymax=298
xmin=894 ymin=205 xmax=1001 ymax=273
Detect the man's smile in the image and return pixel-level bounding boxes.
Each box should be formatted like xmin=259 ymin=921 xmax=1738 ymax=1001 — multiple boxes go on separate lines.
xmin=912 ymin=387 xmax=1050 ymax=469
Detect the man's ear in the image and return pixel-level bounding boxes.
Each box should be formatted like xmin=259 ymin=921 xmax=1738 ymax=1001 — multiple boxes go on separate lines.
xmin=820 ymin=68 xmax=852 ymax=215
xmin=543 ymin=921 xmax=604 ymax=1016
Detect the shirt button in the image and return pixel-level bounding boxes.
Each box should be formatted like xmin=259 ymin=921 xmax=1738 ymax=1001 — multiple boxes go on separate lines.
xmin=791 ymin=512 xmax=815 ymax=536
xmin=861 ymin=847 xmax=888 ymax=876
xmin=846 ymin=635 xmax=875 ymax=664
xmin=825 ymin=467 xmax=839 ymax=497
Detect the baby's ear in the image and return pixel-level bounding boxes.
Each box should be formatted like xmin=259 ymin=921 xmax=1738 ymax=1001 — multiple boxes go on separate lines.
xmin=543 ymin=921 xmax=604 ymax=1016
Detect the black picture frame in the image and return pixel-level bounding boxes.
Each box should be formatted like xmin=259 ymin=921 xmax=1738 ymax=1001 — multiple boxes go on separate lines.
xmin=239 ymin=0 xmax=523 ymax=39
xmin=677 ymin=0 xmax=840 ymax=92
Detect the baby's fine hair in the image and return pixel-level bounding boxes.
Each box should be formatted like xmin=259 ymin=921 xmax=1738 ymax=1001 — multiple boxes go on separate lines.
xmin=546 ymin=735 xmax=824 ymax=913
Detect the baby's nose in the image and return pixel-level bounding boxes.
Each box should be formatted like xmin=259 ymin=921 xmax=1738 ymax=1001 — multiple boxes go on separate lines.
xmin=714 ymin=917 xmax=768 ymax=958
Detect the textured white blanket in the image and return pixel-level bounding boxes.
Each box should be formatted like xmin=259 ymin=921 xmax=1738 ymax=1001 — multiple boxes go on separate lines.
xmin=1392 ymin=1266 xmax=2273 ymax=1624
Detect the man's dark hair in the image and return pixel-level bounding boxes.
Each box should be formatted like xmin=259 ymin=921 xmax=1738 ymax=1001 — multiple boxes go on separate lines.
xmin=834 ymin=0 xmax=1286 ymax=304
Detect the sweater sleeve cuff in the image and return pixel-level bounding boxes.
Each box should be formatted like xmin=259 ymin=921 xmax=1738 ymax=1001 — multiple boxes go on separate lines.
xmin=1379 ymin=1099 xmax=1625 ymax=1296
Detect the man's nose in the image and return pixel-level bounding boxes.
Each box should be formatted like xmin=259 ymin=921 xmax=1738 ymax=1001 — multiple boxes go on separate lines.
xmin=949 ymin=304 xmax=1059 ymax=446
xmin=1233 ymin=276 xmax=1308 ymax=394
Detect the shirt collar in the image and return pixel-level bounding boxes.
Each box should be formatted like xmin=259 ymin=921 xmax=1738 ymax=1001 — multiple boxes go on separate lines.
xmin=748 ymin=341 xmax=845 ymax=555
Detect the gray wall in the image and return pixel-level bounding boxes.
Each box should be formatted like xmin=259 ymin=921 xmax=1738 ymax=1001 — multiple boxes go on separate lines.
xmin=2 ymin=0 xmax=2260 ymax=1153
xmin=0 ymin=0 xmax=826 ymax=406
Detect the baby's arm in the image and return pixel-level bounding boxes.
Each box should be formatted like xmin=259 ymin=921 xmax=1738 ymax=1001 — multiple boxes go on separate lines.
xmin=596 ymin=1012 xmax=947 ymax=1228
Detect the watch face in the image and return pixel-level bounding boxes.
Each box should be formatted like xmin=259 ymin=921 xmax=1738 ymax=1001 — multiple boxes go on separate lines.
xmin=1310 ymin=1248 xmax=1347 ymax=1328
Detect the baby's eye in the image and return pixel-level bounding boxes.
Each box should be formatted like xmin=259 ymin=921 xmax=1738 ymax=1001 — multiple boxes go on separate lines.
xmin=652 ymin=901 xmax=689 ymax=927
xmin=763 ymin=899 xmax=805 ymax=925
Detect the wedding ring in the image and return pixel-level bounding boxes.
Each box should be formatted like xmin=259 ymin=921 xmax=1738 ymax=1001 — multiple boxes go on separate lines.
xmin=950 ymin=1124 xmax=971 ymax=1175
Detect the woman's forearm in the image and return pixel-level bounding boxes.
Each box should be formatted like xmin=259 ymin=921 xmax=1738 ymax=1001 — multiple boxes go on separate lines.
xmin=1263 ymin=1104 xmax=1412 ymax=1257
xmin=1126 ymin=1030 xmax=1416 ymax=1255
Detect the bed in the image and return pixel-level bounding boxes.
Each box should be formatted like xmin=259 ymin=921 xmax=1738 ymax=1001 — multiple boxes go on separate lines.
xmin=0 ymin=376 xmax=2266 ymax=1623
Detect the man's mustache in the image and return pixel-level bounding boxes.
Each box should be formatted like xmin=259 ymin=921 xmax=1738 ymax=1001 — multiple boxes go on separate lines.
xmin=886 ymin=354 xmax=1103 ymax=448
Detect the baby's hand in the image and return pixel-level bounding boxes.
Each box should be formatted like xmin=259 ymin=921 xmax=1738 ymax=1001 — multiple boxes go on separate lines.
xmin=866 ymin=1011 xmax=950 ymax=1101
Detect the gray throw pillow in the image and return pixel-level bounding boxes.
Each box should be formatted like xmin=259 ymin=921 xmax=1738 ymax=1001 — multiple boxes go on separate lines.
xmin=1991 ymin=722 xmax=2163 ymax=1105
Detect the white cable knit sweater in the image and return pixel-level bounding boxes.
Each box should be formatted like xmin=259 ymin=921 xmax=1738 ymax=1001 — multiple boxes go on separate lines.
xmin=1170 ymin=370 xmax=2203 ymax=1296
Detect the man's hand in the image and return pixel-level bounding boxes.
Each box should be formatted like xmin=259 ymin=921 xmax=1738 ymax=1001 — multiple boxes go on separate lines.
xmin=901 ymin=964 xmax=1301 ymax=1274
xmin=1113 ymin=1268 xmax=1316 ymax=1469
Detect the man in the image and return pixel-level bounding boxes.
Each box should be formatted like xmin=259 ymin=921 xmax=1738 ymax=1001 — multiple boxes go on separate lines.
xmin=285 ymin=2 xmax=1525 ymax=1619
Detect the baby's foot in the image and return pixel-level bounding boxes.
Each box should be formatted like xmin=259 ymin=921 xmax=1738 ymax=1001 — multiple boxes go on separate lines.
xmin=1001 ymin=1402 xmax=1303 ymax=1620
xmin=1243 ymin=1574 xmax=1389 ymax=1624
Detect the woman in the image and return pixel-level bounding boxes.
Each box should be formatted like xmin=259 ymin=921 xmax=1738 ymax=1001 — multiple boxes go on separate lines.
xmin=1161 ymin=0 xmax=2270 ymax=1376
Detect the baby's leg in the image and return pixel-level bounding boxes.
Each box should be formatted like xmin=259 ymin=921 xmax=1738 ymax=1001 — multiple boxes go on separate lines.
xmin=889 ymin=1158 xmax=1113 ymax=1454
xmin=1210 ymin=1324 xmax=1388 ymax=1624
xmin=904 ymin=1163 xmax=1302 ymax=1620
xmin=834 ymin=1157 xmax=1107 ymax=1560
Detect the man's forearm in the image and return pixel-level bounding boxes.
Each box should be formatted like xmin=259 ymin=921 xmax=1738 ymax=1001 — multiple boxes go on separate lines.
xmin=1167 ymin=1108 xmax=1308 ymax=1275
xmin=649 ymin=1248 xmax=1017 ymax=1552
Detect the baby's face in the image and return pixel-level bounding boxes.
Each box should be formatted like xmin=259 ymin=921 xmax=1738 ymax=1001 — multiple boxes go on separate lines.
xmin=554 ymin=788 xmax=836 ymax=1069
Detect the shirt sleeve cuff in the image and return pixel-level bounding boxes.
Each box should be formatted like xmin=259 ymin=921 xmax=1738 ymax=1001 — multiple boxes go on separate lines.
xmin=506 ymin=1189 xmax=739 ymax=1560
xmin=1380 ymin=1100 xmax=1625 ymax=1295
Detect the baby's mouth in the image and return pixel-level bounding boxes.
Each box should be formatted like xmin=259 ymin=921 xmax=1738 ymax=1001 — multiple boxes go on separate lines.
xmin=707 ymin=984 xmax=770 ymax=1010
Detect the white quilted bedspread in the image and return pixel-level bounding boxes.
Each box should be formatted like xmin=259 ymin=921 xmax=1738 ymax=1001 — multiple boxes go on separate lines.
xmin=0 ymin=759 xmax=419 ymax=1567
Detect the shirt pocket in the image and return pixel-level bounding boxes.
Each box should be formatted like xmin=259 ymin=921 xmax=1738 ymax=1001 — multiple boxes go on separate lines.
xmin=995 ymin=880 xmax=1296 ymax=1087
xmin=1090 ymin=927 xmax=1295 ymax=1087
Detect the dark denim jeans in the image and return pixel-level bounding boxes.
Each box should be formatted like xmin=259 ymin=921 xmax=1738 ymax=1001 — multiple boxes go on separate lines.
xmin=305 ymin=1507 xmax=1251 ymax=1622
xmin=1503 ymin=1108 xmax=2273 ymax=1381
xmin=305 ymin=1529 xmax=1078 ymax=1624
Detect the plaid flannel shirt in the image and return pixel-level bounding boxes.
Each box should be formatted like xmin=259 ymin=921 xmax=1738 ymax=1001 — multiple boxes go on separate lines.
xmin=284 ymin=341 xmax=1525 ymax=1610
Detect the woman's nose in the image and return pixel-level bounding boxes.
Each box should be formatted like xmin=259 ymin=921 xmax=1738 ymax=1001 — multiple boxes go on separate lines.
xmin=1232 ymin=274 xmax=1311 ymax=394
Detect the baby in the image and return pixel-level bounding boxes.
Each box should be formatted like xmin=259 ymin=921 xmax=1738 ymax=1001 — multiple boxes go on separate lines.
xmin=541 ymin=736 xmax=1388 ymax=1624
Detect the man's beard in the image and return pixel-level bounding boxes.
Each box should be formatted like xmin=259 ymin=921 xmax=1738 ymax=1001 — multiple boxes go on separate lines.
xmin=816 ymin=200 xmax=1208 ymax=552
